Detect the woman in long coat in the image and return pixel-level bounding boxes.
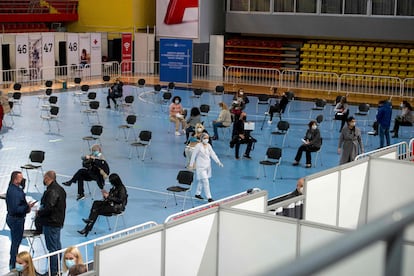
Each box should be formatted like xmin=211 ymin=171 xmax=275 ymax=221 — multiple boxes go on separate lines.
xmin=338 ymin=116 xmax=364 ymax=164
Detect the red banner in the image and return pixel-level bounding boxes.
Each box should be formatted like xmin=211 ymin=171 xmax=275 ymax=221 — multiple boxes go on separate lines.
xmin=121 ymin=33 xmax=132 ymax=72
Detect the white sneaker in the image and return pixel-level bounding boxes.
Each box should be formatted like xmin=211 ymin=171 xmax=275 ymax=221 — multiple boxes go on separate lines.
xmin=175 ymin=131 xmax=181 ymax=136
xmin=268 ymin=120 xmax=272 ymax=124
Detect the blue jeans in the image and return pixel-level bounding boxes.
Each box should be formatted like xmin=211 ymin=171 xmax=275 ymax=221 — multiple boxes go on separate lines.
xmin=6 ymin=215 xmax=25 ymax=269
xmin=379 ymin=125 xmax=390 ymax=148
xmin=213 ymin=122 xmax=224 ymax=138
xmin=43 ymin=226 xmax=62 ymax=275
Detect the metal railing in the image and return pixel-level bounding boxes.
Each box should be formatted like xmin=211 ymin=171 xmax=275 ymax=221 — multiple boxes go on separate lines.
xmin=32 ymin=221 xmax=157 ymax=276
xmin=273 ymin=200 xmax=414 ymax=276
xmin=1 ymin=62 xmax=412 ymax=101
xmin=355 ymin=141 xmax=409 ymax=161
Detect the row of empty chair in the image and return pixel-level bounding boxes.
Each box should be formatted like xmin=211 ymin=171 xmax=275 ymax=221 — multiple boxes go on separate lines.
xmin=301 ymin=41 xmax=414 ymax=79
xmin=0 ymin=23 xmax=49 ymax=33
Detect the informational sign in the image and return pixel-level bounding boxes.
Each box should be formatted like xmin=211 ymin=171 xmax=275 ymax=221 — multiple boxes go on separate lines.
xmin=159 ymin=38 xmax=193 ymax=83
xmin=156 ymin=0 xmax=199 ymax=38
xmin=41 ymin=33 xmax=55 ymax=80
xmin=121 ymin=33 xmax=132 ymax=73
xmin=15 ymin=34 xmax=30 ymax=81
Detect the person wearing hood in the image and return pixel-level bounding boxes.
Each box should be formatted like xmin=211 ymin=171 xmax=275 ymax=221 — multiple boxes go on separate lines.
xmin=78 ymin=173 xmax=128 ymax=237
xmin=376 ymin=100 xmax=392 ymax=148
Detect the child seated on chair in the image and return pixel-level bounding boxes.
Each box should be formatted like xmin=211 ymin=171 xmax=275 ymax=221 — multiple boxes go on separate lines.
xmin=77 ymin=173 xmax=127 ymax=237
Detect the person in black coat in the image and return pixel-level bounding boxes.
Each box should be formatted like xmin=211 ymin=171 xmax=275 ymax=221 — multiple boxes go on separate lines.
xmin=62 ymin=144 xmax=110 ymax=201
xmin=35 ymin=171 xmax=66 ymax=276
xmin=78 ymin=173 xmax=128 ymax=237
xmin=106 ymin=78 xmax=123 ymax=109
xmin=230 ymin=112 xmax=256 ymax=159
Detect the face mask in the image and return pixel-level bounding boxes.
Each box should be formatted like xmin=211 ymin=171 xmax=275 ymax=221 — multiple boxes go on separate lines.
xmin=92 ymin=151 xmax=100 ymax=157
xmin=400 ymin=103 xmax=404 ymax=108
xmin=197 ymin=127 xmax=203 ymax=133
xmin=311 ymin=125 xmax=317 ymax=130
xmin=20 ymin=178 xmax=26 ymax=190
xmin=65 ymin=259 xmax=76 ymax=269
xmin=202 ymin=139 xmax=209 ymax=144
xmin=15 ymin=263 xmax=25 ymax=272
xmin=175 ymin=100 xmax=179 ymax=104
xmin=299 ymin=187 xmax=303 ymax=194
xmin=239 ymin=92 xmax=243 ymax=96
xmin=349 ymin=122 xmax=356 ymax=127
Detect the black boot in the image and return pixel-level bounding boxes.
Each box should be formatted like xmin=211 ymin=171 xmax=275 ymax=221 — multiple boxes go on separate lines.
xmin=77 ymin=222 xmax=92 ymax=237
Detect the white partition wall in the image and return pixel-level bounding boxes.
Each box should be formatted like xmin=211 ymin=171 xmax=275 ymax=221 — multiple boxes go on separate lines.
xmin=134 ymin=33 xmax=155 ymax=74
xmin=209 ymin=35 xmax=224 ymax=77
xmin=66 ymin=33 xmax=79 ymax=70
xmin=41 ymin=33 xmax=55 ymax=80
xmin=15 ymin=34 xmax=29 ymax=81
xmin=90 ymin=33 xmax=102 ymax=76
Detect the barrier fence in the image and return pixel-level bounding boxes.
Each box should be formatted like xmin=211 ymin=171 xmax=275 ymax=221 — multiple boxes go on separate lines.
xmin=1 ymin=61 xmax=414 ymax=100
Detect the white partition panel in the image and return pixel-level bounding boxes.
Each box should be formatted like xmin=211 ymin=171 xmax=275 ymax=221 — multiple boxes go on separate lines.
xmin=90 ymin=33 xmax=102 ymax=76
xmin=299 ymin=224 xmax=343 ymax=256
xmin=368 ymin=159 xmax=414 ymax=242
xmin=209 ymin=35 xmax=224 ymax=77
xmin=230 ymin=193 xmax=266 ymax=213
xmin=305 ymin=172 xmax=339 ymax=226
xmin=218 ymin=210 xmax=297 ymax=276
xmin=317 ymin=242 xmax=384 ymax=276
xmin=403 ymin=244 xmax=414 ymax=276
xmin=41 ymin=33 xmax=55 ymax=80
xmin=165 ymin=213 xmax=218 ymax=276
xmin=97 ymin=229 xmax=163 ymax=276
xmin=15 ymin=34 xmax=29 ymax=77
xmin=66 ymin=33 xmax=79 ymax=69
xmin=338 ymin=161 xmax=368 ymax=229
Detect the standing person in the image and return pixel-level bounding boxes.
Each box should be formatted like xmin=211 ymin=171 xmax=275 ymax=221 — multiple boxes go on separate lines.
xmin=35 ymin=171 xmax=66 ymax=276
xmin=62 ymin=246 xmax=85 ymax=276
xmin=78 ymin=173 xmax=128 ymax=237
xmin=376 ymin=100 xmax=392 ymax=148
xmin=106 ymin=78 xmax=123 ymax=109
xmin=334 ymin=96 xmax=349 ymax=131
xmin=6 ymin=171 xmax=35 ymax=270
xmin=211 ymin=102 xmax=232 ymax=140
xmin=391 ymin=100 xmax=413 ymax=138
xmin=292 ymin=120 xmax=322 ymax=168
xmin=229 ymin=112 xmax=256 ymax=160
xmin=169 ymin=96 xmax=187 ymax=136
xmin=338 ymin=117 xmax=364 ymax=165
xmin=5 ymin=251 xmax=41 ymax=276
xmin=230 ymin=88 xmax=249 ymax=121
xmin=62 ymin=144 xmax=109 ymax=201
xmin=189 ymin=133 xmax=223 ymax=202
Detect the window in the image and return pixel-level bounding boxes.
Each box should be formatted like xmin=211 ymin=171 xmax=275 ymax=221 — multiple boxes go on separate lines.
xmin=250 ymin=0 xmax=271 ymax=12
xmin=397 ymin=0 xmax=414 ymax=16
xmin=274 ymin=0 xmax=294 ymax=12
xmin=321 ymin=0 xmax=342 ymax=14
xmin=372 ymin=0 xmax=395 ymax=15
xmin=297 ymin=0 xmax=317 ymax=13
xmin=230 ymin=0 xmax=249 ymax=11
xmin=345 ymin=0 xmax=367 ymax=14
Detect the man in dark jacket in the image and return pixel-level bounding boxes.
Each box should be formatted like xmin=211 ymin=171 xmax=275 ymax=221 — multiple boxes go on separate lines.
xmin=35 ymin=170 xmax=66 ymax=276
xmin=376 ymin=100 xmax=392 ymax=148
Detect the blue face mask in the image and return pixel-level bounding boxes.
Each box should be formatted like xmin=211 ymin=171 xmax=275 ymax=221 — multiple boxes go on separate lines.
xmin=65 ymin=259 xmax=76 ymax=269
xmin=15 ymin=263 xmax=25 ymax=272
xmin=92 ymin=151 xmax=100 ymax=157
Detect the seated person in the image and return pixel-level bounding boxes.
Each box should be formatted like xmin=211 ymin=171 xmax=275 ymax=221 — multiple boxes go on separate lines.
xmin=62 ymin=246 xmax=85 ymax=276
xmin=230 ymin=112 xmax=256 ymax=159
xmin=62 ymin=144 xmax=110 ymax=201
xmin=5 ymin=251 xmax=41 ymax=276
xmin=68 ymin=264 xmax=88 ymax=276
xmin=185 ymin=107 xmax=201 ymax=141
xmin=169 ymin=96 xmax=187 ymax=136
xmin=292 ymin=120 xmax=322 ymax=168
xmin=106 ymin=78 xmax=123 ymax=109
xmin=391 ymin=100 xmax=413 ymax=138
xmin=78 ymin=173 xmax=128 ymax=237
xmin=334 ymin=96 xmax=349 ymax=131
xmin=270 ymin=178 xmax=304 ymax=219
xmin=212 ymin=102 xmax=232 ymax=140
xmin=267 ymin=92 xmax=289 ymax=124
xmin=230 ymin=88 xmax=249 ymax=121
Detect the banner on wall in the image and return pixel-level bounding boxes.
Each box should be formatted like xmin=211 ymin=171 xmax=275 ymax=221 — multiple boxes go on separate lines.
xmin=15 ymin=34 xmax=30 ymax=82
xmin=121 ymin=33 xmax=132 ymax=72
xmin=90 ymin=32 xmax=102 ymax=76
xmin=156 ymin=0 xmax=199 ymax=38
xmin=159 ymin=38 xmax=193 ymax=83
xmin=41 ymin=33 xmax=55 ymax=80
xmin=29 ymin=34 xmax=42 ymax=80
xmin=66 ymin=33 xmax=79 ymax=75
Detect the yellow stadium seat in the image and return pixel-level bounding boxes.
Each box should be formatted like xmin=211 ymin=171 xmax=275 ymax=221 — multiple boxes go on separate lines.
xmin=349 ymin=46 xmax=358 ymax=53
xmin=365 ymin=55 xmax=373 ymax=62
xmin=342 ymin=45 xmax=350 ymax=52
xmin=390 ymin=56 xmax=399 ymax=62
xmin=365 ymin=62 xmax=373 ymax=69
xmin=326 ymin=44 xmax=334 ymax=52
xmin=383 ymin=47 xmax=392 ymax=56
xmin=356 ymin=46 xmax=366 ymax=54
xmin=408 ymin=49 xmax=414 ymax=57
xmin=391 ymin=48 xmax=400 ymax=56
xmin=318 ymin=44 xmax=326 ymax=51
xmin=348 ymin=54 xmax=357 ymax=61
xmin=382 ymin=55 xmax=390 ymax=62
xmin=373 ymin=69 xmax=382 ymax=76
xmin=302 ymin=43 xmax=311 ymax=50
xmin=356 ymin=54 xmax=365 ymax=61
xmin=373 ymin=55 xmax=382 ymax=62
xmin=374 ymin=47 xmax=383 ymax=54
xmin=390 ymin=63 xmax=399 ymax=70
xmin=332 ymin=45 xmax=342 ymax=53
xmin=366 ymin=46 xmax=375 ymax=54
xmin=355 ymin=61 xmax=365 ymax=68
xmin=372 ymin=62 xmax=382 ymax=69
xmin=310 ymin=44 xmax=318 ymax=52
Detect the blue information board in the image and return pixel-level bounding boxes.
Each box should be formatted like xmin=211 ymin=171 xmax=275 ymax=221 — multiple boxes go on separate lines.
xmin=159 ymin=38 xmax=193 ymax=83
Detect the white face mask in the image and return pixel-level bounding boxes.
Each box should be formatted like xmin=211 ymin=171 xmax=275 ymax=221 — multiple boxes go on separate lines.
xmin=299 ymin=187 xmax=303 ymax=194
xmin=239 ymin=92 xmax=243 ymax=96
xmin=197 ymin=127 xmax=203 ymax=133
xmin=349 ymin=122 xmax=356 ymax=127
xmin=311 ymin=125 xmax=317 ymax=130
xmin=400 ymin=103 xmax=404 ymax=108
xmin=175 ymin=100 xmax=179 ymax=104
xmin=202 ymin=139 xmax=209 ymax=144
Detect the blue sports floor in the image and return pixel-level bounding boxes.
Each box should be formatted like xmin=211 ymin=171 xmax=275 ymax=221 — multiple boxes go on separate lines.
xmin=0 ymin=84 xmax=409 ymax=274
